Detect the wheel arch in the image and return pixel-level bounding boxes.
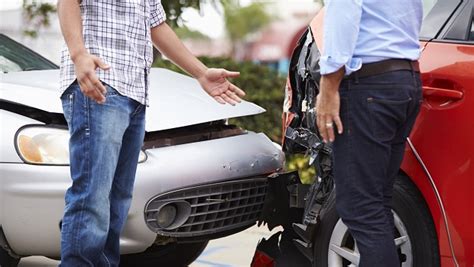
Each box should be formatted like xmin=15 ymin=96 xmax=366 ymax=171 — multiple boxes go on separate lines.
xmin=400 ymin=139 xmax=458 ymax=265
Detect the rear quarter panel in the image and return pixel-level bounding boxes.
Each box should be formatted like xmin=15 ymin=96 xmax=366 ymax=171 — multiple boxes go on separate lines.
xmin=402 ymin=41 xmax=474 ymax=266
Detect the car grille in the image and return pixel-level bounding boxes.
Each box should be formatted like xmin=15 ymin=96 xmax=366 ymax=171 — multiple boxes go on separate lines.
xmin=145 ymin=178 xmax=268 ymax=237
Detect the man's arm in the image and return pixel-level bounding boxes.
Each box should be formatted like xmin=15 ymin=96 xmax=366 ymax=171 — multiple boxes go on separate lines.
xmin=57 ymin=0 xmax=109 ymax=103
xmin=316 ymin=0 xmax=363 ymax=142
xmin=317 ymin=67 xmax=345 ymax=143
xmin=151 ymin=23 xmax=245 ymax=105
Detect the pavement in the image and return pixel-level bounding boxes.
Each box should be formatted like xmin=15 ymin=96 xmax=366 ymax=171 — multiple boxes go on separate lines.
xmin=18 ymin=225 xmax=282 ymax=267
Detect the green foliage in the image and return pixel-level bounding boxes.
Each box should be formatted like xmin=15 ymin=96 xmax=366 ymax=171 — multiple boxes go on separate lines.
xmin=174 ymin=26 xmax=210 ymax=40
xmin=161 ymin=0 xmax=210 ymax=28
xmin=287 ymin=154 xmax=316 ymax=184
xmin=22 ymin=1 xmax=56 ymax=38
xmin=21 ymin=0 xmax=215 ymax=37
xmin=153 ymin=57 xmax=315 ymax=183
xmin=153 ymin=56 xmax=285 ymax=141
xmin=222 ymin=1 xmax=271 ymax=42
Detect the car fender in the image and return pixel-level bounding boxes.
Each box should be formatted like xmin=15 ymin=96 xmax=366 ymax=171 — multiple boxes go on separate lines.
xmin=401 ymin=139 xmax=458 ymax=266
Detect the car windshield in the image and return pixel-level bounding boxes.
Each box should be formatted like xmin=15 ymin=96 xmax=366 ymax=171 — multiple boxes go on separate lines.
xmin=0 ymin=34 xmax=58 ymax=73
xmin=423 ymin=0 xmax=438 ymax=19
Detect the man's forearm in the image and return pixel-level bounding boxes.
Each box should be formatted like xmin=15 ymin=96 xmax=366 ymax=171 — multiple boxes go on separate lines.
xmin=320 ymin=67 xmax=345 ymax=93
xmin=57 ymin=0 xmax=86 ymax=61
xmin=151 ymin=23 xmax=207 ymax=79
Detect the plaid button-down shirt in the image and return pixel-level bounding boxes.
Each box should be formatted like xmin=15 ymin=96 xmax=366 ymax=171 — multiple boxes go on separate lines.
xmin=60 ymin=0 xmax=166 ymax=105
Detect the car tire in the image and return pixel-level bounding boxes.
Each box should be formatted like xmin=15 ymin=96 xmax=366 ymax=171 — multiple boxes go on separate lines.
xmin=120 ymin=241 xmax=208 ymax=267
xmin=312 ymin=174 xmax=440 ymax=267
xmin=0 ymin=247 xmax=19 ymax=267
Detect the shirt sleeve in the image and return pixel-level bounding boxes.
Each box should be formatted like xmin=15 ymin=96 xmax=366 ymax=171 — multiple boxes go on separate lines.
xmin=150 ymin=0 xmax=167 ymax=28
xmin=319 ymin=0 xmax=363 ymax=75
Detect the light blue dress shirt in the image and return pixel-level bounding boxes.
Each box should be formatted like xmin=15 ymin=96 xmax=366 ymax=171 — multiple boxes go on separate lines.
xmin=319 ymin=0 xmax=423 ymax=75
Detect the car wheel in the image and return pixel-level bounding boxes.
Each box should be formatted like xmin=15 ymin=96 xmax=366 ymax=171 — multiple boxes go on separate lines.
xmin=120 ymin=241 xmax=208 ymax=267
xmin=0 ymin=247 xmax=19 ymax=267
xmin=312 ymin=174 xmax=440 ymax=267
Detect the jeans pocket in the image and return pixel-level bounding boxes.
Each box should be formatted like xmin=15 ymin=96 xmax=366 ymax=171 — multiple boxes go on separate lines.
xmin=104 ymin=84 xmax=121 ymax=97
xmin=61 ymin=92 xmax=74 ymax=129
xmin=367 ymin=96 xmax=412 ymax=141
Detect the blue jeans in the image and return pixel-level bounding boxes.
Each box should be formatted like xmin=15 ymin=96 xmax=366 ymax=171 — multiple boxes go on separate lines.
xmin=333 ymin=70 xmax=421 ymax=267
xmin=59 ymin=82 xmax=145 ymax=266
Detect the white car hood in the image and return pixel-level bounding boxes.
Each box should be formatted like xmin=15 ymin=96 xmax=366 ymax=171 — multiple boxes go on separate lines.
xmin=0 ymin=69 xmax=265 ymax=131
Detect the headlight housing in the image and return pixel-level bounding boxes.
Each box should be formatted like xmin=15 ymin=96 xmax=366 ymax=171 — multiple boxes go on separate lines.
xmin=15 ymin=125 xmax=147 ymax=165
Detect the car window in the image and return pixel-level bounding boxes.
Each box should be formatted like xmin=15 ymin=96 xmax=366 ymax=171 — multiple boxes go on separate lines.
xmin=423 ymin=0 xmax=438 ymax=19
xmin=438 ymin=1 xmax=473 ymax=42
xmin=442 ymin=1 xmax=473 ymax=41
xmin=420 ymin=0 xmax=462 ymax=39
xmin=0 ymin=34 xmax=58 ymax=73
xmin=0 ymin=55 xmax=23 ymax=72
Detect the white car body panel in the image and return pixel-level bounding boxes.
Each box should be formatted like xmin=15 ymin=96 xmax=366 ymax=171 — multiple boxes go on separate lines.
xmin=0 ymin=111 xmax=42 ymax=163
xmin=0 ymin=69 xmax=265 ymax=132
xmin=0 ymin=68 xmax=285 ymax=258
xmin=0 ymin=132 xmax=283 ymax=257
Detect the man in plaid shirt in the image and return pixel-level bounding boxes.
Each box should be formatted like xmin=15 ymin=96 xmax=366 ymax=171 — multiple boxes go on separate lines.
xmin=57 ymin=0 xmax=245 ymax=265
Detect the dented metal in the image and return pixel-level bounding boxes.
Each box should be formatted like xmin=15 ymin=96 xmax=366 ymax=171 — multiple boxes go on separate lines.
xmin=0 ymin=67 xmax=284 ymax=258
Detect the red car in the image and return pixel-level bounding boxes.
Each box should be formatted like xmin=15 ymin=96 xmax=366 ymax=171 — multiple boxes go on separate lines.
xmin=277 ymin=0 xmax=473 ymax=266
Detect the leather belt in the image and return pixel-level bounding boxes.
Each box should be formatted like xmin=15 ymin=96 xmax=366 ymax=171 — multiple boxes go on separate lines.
xmin=345 ymin=59 xmax=420 ymax=80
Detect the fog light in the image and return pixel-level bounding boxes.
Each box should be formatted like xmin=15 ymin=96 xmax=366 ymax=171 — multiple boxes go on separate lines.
xmin=156 ymin=204 xmax=177 ymax=229
xmin=147 ymin=200 xmax=192 ymax=231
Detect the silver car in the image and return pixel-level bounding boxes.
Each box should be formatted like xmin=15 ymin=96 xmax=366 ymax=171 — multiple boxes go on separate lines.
xmin=0 ymin=34 xmax=284 ymax=266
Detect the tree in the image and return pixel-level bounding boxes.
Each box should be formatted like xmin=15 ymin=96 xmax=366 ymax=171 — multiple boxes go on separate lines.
xmin=22 ymin=0 xmax=56 ymax=38
xmin=21 ymin=0 xmax=218 ymax=37
xmin=221 ymin=0 xmax=272 ymax=56
xmin=161 ymin=0 xmax=220 ymax=28
xmin=174 ymin=26 xmax=210 ymax=40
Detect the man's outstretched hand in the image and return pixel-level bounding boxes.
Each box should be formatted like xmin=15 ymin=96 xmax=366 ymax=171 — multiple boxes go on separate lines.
xmin=197 ymin=68 xmax=246 ymax=105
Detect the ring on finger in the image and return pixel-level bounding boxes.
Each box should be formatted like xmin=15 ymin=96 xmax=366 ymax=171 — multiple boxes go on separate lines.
xmin=325 ymin=122 xmax=333 ymax=128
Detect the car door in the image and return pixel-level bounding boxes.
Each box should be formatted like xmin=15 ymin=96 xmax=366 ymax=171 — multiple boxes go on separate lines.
xmin=407 ymin=0 xmax=474 ymax=266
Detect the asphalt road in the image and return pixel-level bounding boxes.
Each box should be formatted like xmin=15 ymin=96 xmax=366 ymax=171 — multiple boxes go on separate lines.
xmin=18 ymin=225 xmax=281 ymax=267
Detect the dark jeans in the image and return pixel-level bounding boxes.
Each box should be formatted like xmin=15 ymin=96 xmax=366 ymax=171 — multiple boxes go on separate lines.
xmin=59 ymin=82 xmax=146 ymax=266
xmin=333 ymin=70 xmax=422 ymax=267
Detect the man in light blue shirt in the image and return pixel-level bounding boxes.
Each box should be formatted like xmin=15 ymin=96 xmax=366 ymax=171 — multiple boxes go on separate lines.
xmin=315 ymin=0 xmax=423 ymax=266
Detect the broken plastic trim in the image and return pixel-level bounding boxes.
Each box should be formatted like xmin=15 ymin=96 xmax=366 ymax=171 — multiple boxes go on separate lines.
xmin=279 ymin=25 xmax=336 ymax=262
xmin=257 ymin=171 xmax=302 ymax=230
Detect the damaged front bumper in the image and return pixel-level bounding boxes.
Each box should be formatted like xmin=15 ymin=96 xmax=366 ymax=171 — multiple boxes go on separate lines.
xmin=0 ymin=132 xmax=285 ymax=257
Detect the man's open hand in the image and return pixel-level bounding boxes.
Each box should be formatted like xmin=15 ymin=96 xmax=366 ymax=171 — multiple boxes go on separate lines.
xmin=73 ymin=53 xmax=110 ymax=104
xmin=316 ymin=67 xmax=345 ymax=143
xmin=197 ymin=68 xmax=246 ymax=105
xmin=316 ymin=89 xmax=343 ymax=143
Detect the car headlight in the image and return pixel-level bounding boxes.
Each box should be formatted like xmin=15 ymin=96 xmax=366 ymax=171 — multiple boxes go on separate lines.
xmin=15 ymin=126 xmax=70 ymax=165
xmin=138 ymin=150 xmax=147 ymax=163
xmin=15 ymin=125 xmax=147 ymax=165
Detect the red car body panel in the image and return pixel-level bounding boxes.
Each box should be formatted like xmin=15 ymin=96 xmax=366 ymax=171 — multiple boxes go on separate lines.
xmin=281 ymin=38 xmax=474 ymax=266
xmin=282 ymin=5 xmax=473 ymax=264
xmin=401 ymin=41 xmax=474 ymax=266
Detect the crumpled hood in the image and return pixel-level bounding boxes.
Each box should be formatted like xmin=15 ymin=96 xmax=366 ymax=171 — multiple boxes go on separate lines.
xmin=0 ymin=68 xmax=265 ymax=131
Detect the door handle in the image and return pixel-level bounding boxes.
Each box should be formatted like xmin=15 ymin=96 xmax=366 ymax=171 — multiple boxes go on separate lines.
xmin=423 ymin=86 xmax=464 ymax=100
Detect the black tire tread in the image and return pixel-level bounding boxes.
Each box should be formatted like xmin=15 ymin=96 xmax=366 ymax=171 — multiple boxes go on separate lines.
xmin=312 ymin=174 xmax=440 ymax=267
xmin=0 ymin=247 xmax=19 ymax=267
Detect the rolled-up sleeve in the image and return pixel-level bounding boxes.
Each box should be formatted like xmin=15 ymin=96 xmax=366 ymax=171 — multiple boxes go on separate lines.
xmin=150 ymin=0 xmax=167 ymax=28
xmin=319 ymin=0 xmax=363 ymax=75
